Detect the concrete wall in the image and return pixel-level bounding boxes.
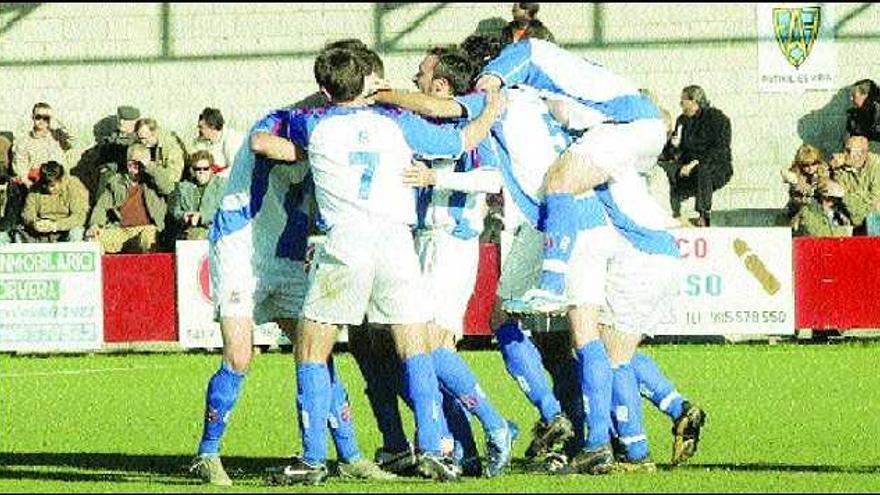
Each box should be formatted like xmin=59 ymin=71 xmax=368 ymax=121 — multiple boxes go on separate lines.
xmin=1 ymin=2 xmax=878 ymax=211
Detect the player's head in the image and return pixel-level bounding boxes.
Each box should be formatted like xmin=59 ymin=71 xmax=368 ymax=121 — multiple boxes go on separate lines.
xmin=323 ymin=38 xmax=368 ymax=52
xmin=501 ymin=18 xmax=555 ymax=45
xmin=413 ymin=46 xmax=475 ymax=97
xmin=460 ymin=33 xmax=504 ymax=72
xmin=314 ymin=48 xmax=370 ymax=103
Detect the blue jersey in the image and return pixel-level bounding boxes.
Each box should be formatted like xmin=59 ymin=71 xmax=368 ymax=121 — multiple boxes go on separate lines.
xmin=208 ymin=134 xmax=312 ymax=262
xmin=255 ymin=105 xmax=465 ymax=229
xmin=416 ymin=101 xmax=502 ymax=240
xmin=480 ymin=38 xmax=660 ymax=126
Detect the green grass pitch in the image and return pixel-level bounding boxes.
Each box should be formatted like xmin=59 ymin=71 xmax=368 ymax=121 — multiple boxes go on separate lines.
xmin=3 ymin=341 xmax=880 ymax=492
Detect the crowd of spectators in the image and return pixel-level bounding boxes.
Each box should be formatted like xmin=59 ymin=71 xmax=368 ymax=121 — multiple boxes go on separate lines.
xmin=0 ymin=104 xmax=230 ymax=252
xmin=781 ymin=79 xmax=880 ymax=238
xmin=0 ymin=42 xmax=878 ymax=251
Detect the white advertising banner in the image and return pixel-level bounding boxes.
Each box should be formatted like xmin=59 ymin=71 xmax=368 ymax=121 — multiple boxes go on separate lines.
xmin=757 ymin=3 xmax=837 ymax=92
xmin=654 ymin=227 xmax=795 ymax=336
xmin=175 ymin=240 xmax=290 ymax=348
xmin=0 ymin=242 xmax=104 ymax=352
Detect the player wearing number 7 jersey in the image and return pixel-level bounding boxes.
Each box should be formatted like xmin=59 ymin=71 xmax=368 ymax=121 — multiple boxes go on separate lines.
xmin=253 ymin=47 xmax=505 ymax=482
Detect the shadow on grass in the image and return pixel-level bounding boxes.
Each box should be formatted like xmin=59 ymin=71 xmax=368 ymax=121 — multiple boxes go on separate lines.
xmin=0 ymin=452 xmax=288 ymax=484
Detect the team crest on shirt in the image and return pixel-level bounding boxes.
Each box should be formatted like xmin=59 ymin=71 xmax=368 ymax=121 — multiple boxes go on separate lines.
xmin=358 ymin=130 xmax=369 ymax=144
xmin=206 ymin=407 xmax=221 ymax=424
xmin=773 ymin=6 xmax=821 ymax=69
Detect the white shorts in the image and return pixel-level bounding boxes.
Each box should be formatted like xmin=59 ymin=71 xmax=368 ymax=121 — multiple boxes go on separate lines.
xmin=569 ymin=118 xmax=667 ymax=177
xmin=415 ymin=229 xmax=479 ymax=340
xmin=600 ymin=240 xmax=679 ymax=336
xmin=303 ymin=221 xmax=427 ymax=326
xmin=210 ymin=225 xmax=308 ymax=324
xmin=496 ymin=220 xmax=618 ymax=307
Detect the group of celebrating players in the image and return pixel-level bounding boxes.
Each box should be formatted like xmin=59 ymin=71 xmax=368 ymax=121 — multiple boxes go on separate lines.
xmin=187 ymin=18 xmax=708 ymax=486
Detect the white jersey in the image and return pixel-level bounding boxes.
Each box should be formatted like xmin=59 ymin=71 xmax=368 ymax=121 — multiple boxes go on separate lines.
xmin=480 ymin=38 xmax=660 ymax=128
xmin=256 ymin=105 xmax=465 ymax=229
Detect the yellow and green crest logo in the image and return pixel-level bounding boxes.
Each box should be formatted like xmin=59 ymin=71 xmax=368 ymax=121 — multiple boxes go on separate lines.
xmin=773 ymin=6 xmax=821 ymax=69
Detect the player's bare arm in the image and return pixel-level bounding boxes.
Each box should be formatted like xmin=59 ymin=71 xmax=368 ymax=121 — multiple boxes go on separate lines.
xmin=250 ymin=132 xmax=306 ymax=162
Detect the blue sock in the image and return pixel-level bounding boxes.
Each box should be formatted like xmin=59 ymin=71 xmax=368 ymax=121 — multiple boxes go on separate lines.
xmin=297 ymin=362 xmax=332 ymax=466
xmin=198 ymin=361 xmax=245 ymax=456
xmin=402 ymin=354 xmax=444 ymax=455
xmin=432 ymin=348 xmax=505 ymax=432
xmin=496 ymin=321 xmax=561 ymax=422
xmin=328 ymin=359 xmax=361 ymax=463
xmin=545 ymin=350 xmax=586 ymax=455
xmin=538 ymin=193 xmax=580 ymax=296
xmin=631 ymin=352 xmax=685 ymax=420
xmin=576 ymin=340 xmax=613 ymax=450
xmin=441 ymin=385 xmax=477 ymax=462
xmin=612 ymin=363 xmax=649 ymax=461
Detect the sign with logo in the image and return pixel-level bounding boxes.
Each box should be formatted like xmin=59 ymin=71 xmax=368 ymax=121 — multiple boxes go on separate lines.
xmin=176 ymin=240 xmax=291 ymax=348
xmin=653 ymin=227 xmax=795 ymax=336
xmin=757 ymin=3 xmax=837 ymax=92
xmin=0 ymin=242 xmax=104 ymax=352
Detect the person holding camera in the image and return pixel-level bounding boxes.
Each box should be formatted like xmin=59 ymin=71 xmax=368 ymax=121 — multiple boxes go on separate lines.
xmin=13 ymin=102 xmax=76 ymax=187
xmin=20 ymin=161 xmax=89 ymax=243
xmin=86 ymin=143 xmax=169 ymax=253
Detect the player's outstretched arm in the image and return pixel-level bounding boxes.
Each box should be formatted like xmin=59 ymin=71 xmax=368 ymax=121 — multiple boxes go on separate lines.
xmin=250 ymin=132 xmax=304 ymax=163
xmin=461 ymin=90 xmax=505 ymax=151
xmin=374 ymin=90 xmax=465 ymax=119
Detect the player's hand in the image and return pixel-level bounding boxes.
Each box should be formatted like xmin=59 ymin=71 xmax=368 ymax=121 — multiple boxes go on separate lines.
xmin=85 ymin=225 xmax=102 ymax=239
xmin=303 ymin=243 xmax=316 ymax=274
xmin=402 ymin=160 xmax=436 ymax=187
xmin=781 ymin=169 xmax=799 ymax=185
xmin=189 ymin=212 xmax=201 ymax=226
xmin=829 ymin=152 xmax=846 ymax=168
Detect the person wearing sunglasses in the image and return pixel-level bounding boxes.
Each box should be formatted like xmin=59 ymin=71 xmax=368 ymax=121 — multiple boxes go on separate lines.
xmin=12 ymin=102 xmax=75 ymax=187
xmin=168 ymin=150 xmax=226 ymax=241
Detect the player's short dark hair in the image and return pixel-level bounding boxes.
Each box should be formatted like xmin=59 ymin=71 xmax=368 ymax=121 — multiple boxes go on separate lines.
xmin=198 ymin=107 xmax=224 ymax=131
xmin=502 ymin=18 xmax=555 ymax=45
xmin=355 ymin=48 xmax=385 ymax=78
xmin=323 ymin=38 xmax=368 ymax=52
xmin=428 ymin=46 xmax=475 ymax=96
xmin=37 ymin=160 xmax=64 ymax=192
xmin=314 ymin=48 xmax=369 ymax=103
xmin=460 ymin=33 xmax=504 ymax=71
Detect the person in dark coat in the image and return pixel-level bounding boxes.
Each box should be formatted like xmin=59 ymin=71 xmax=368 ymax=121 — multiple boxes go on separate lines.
xmin=660 ymin=85 xmax=732 ymax=227
xmin=845 ymin=79 xmax=880 ymax=144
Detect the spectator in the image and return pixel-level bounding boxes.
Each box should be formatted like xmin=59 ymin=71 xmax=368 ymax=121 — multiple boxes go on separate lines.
xmin=660 ymin=85 xmax=732 ymax=226
xmin=0 ymin=167 xmax=25 ymax=244
xmin=86 ymin=144 xmax=168 ymax=254
xmin=821 ymin=135 xmax=880 ymax=235
xmin=511 ymin=2 xmax=539 ymax=21
xmin=190 ymin=107 xmax=244 ymax=176
xmin=13 ymin=103 xmax=76 ymax=187
xmin=502 ymin=17 xmax=554 ymax=44
xmin=168 ymin=150 xmax=226 ymax=241
xmin=845 ymin=79 xmax=880 ymax=145
xmin=20 ymin=161 xmax=89 ymax=243
xmin=134 ymin=117 xmax=185 ymax=189
xmin=781 ymin=144 xmax=831 ymax=222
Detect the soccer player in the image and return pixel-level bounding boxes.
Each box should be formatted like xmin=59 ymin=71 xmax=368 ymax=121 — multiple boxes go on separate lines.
xmin=475 ymin=30 xmax=706 ymax=472
xmin=249 ymin=47 xmax=504 ymax=483
xmin=372 ymin=45 xmax=520 ymax=478
xmin=190 ymin=125 xmax=390 ymax=485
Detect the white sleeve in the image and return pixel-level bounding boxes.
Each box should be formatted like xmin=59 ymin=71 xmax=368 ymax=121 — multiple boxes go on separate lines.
xmin=434 ymin=168 xmax=502 ymax=194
